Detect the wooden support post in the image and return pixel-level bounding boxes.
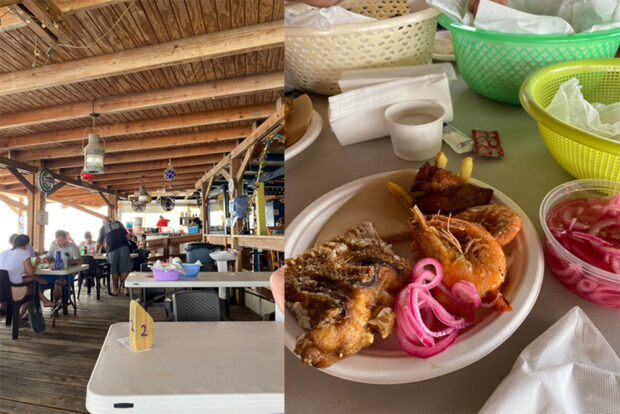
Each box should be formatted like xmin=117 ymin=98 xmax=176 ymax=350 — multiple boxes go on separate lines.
xmin=107 ymin=193 xmax=118 ymax=220
xmin=201 ymin=180 xmax=210 ymax=238
xmin=255 ymin=182 xmax=266 ymax=236
xmin=27 ymin=162 xmax=45 ymax=253
xmin=229 ymin=158 xmax=243 ymax=271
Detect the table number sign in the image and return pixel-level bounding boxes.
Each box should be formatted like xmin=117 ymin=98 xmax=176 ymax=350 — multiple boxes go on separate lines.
xmin=129 ymin=300 xmax=154 ymax=351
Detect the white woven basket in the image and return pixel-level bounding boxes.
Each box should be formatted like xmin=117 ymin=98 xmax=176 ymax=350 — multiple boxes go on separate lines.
xmin=285 ymin=1 xmax=440 ymax=95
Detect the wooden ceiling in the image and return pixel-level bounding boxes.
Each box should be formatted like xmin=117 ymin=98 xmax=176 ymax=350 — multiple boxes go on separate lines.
xmin=0 ymin=0 xmax=284 ymax=207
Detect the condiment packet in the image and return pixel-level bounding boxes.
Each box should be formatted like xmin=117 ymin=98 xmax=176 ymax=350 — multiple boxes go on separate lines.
xmin=443 ymin=123 xmax=473 ymax=153
xmin=472 ymin=129 xmax=504 ymax=157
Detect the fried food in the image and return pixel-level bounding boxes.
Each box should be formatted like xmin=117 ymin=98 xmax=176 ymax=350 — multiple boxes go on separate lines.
xmin=454 ymin=204 xmax=522 ymax=247
xmin=411 ymin=162 xmax=493 ymax=214
xmin=285 ymin=222 xmax=410 ymax=368
xmin=409 ymin=206 xmax=508 ymax=309
xmin=284 ymin=94 xmax=313 ymax=148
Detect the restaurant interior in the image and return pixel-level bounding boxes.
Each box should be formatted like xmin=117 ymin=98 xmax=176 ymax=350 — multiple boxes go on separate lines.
xmin=0 ymin=0 xmax=284 ymax=412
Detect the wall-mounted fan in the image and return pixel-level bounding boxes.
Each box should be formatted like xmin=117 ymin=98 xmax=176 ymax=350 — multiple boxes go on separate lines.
xmin=131 ymin=199 xmax=146 ymax=212
xmin=196 ymin=196 xmax=202 ymax=208
xmin=161 ymin=197 xmax=175 ymax=212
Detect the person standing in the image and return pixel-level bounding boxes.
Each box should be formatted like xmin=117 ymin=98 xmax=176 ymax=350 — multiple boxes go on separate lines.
xmin=156 ymin=215 xmax=170 ymax=233
xmin=95 ymin=218 xmax=132 ymax=296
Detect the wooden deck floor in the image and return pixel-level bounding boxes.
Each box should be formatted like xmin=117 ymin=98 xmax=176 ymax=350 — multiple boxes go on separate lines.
xmin=0 ymin=289 xmax=263 ymax=413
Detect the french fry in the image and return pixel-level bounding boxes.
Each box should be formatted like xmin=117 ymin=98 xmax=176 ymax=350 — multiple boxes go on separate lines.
xmin=460 ymin=157 xmax=473 ymax=183
xmin=386 ymin=181 xmax=413 ymax=212
xmin=434 ymin=151 xmax=448 ymax=169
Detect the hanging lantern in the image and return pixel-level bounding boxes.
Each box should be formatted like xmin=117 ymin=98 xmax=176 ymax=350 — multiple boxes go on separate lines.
xmin=137 ymin=185 xmax=150 ymax=204
xmin=163 ymin=159 xmax=176 ymax=181
xmin=83 ymin=133 xmax=105 ymax=174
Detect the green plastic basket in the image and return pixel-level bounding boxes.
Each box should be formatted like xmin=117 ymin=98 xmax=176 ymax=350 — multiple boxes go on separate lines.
xmin=438 ymin=14 xmax=620 ymax=105
xmin=520 ymin=59 xmax=620 ymax=182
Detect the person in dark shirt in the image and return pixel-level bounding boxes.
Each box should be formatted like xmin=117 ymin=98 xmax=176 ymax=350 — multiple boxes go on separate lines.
xmin=191 ymin=216 xmax=202 ymax=231
xmin=95 ymin=218 xmax=132 ymax=296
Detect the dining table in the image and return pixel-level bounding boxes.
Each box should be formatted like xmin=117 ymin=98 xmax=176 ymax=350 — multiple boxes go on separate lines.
xmin=284 ymin=74 xmax=620 ymax=412
xmin=36 ymin=264 xmax=89 ymax=323
xmin=85 ymin=321 xmax=284 ymax=413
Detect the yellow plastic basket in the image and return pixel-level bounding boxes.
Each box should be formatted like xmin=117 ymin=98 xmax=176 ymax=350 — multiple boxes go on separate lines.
xmin=520 ymin=59 xmax=620 ymax=181
xmin=286 ymin=1 xmax=440 ymax=95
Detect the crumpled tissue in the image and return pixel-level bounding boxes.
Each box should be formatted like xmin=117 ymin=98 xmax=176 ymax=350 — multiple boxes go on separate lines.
xmin=480 ymin=306 xmax=620 ymax=414
xmin=150 ymin=259 xmax=184 ymax=273
xmin=546 ymin=78 xmax=620 ymax=141
xmin=338 ymin=63 xmax=457 ymax=92
xmin=329 ymin=73 xmax=453 ymax=146
xmin=426 ymin=0 xmax=620 ymax=34
xmin=285 ymin=5 xmax=375 ymax=31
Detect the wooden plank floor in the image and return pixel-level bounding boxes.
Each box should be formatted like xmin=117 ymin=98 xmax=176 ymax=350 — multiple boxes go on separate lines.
xmin=0 ymin=288 xmax=263 ymax=413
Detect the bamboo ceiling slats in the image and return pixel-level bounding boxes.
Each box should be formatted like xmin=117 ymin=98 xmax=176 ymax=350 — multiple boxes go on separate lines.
xmin=0 ymin=0 xmax=284 ymax=205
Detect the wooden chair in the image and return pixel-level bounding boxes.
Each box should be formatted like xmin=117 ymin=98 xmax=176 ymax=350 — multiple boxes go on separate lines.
xmin=0 ymin=269 xmax=35 ymax=339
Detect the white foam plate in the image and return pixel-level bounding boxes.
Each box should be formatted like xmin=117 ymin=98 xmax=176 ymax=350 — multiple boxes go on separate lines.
xmin=285 ymin=170 xmax=544 ymax=384
xmin=285 ymin=110 xmax=323 ymax=161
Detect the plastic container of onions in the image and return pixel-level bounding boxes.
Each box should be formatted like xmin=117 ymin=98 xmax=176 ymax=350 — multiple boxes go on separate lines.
xmin=540 ymin=179 xmax=620 ymax=308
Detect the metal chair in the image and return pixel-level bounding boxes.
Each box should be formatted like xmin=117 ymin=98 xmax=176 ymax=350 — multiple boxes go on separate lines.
xmin=78 ymin=256 xmax=111 ymax=300
xmin=0 ymin=269 xmax=35 ymax=339
xmin=172 ymin=291 xmax=221 ymax=322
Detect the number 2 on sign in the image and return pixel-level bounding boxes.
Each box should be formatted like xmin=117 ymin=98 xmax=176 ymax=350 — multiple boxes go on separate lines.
xmin=141 ymin=324 xmax=147 ymax=337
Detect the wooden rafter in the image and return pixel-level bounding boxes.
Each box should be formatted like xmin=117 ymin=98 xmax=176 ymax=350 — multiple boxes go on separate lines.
xmin=0 ymin=193 xmax=27 ymax=210
xmin=195 ymin=105 xmax=284 ymax=189
xmin=20 ymin=0 xmax=72 ymax=40
xmin=92 ymin=165 xmax=208 ymax=183
xmin=48 ymin=198 xmax=106 ymax=219
xmin=0 ymin=105 xmax=271 ymax=150
xmin=6 ymin=167 xmax=34 ymax=193
xmin=98 ymin=191 xmax=112 ymax=208
xmin=60 ymin=156 xmax=220 ymax=177
xmin=13 ymin=126 xmax=251 ymax=162
xmin=45 ymin=142 xmax=236 ymax=169
xmin=0 ymin=20 xmax=284 ymax=96
xmin=237 ymin=143 xmax=257 ymax=182
xmin=46 ymin=181 xmax=65 ymax=195
xmin=0 ymin=72 xmax=282 ymax=131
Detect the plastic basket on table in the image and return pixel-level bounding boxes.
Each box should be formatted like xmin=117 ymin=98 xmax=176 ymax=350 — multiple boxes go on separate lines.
xmin=438 ymin=14 xmax=620 ymax=105
xmin=520 ymin=59 xmax=620 ymax=181
xmin=286 ymin=1 xmax=440 ymax=95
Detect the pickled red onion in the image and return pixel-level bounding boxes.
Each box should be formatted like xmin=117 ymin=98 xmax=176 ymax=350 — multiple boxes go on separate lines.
xmin=394 ymin=258 xmax=482 ymax=358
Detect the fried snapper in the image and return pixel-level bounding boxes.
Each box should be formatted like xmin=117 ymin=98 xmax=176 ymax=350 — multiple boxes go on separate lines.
xmin=411 ymin=162 xmax=493 ymax=214
xmin=285 ymin=222 xmax=410 ymax=368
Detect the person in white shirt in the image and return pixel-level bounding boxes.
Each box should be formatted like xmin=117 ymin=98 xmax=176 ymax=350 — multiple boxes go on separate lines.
xmin=79 ymin=231 xmax=98 ymax=255
xmin=43 ymin=230 xmax=82 ymax=267
xmin=0 ymin=235 xmax=53 ymax=320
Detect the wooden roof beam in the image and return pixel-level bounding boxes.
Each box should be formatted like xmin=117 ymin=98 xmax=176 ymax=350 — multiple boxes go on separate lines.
xmin=0 ymin=104 xmax=271 ymax=150
xmin=0 ymin=73 xmax=282 ymax=131
xmin=0 ymin=1 xmax=127 ymax=32
xmin=0 ymin=193 xmax=27 ymax=211
xmin=93 ymin=174 xmax=203 ymax=187
xmin=0 ymin=20 xmax=284 ymax=96
xmin=60 ymin=156 xmax=221 ymax=177
xmin=195 ymin=106 xmax=284 ymax=190
xmin=91 ymin=165 xmax=209 ymax=183
xmin=47 ymin=198 xmax=107 ymax=219
xmin=45 ymin=142 xmax=237 ymax=169
xmin=13 ymin=126 xmax=250 ymax=162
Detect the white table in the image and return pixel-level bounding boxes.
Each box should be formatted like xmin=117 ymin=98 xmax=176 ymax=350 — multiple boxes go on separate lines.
xmin=284 ymin=76 xmax=620 ymax=412
xmin=86 ymin=322 xmax=284 ymax=413
xmin=36 ymin=264 xmax=89 ymax=321
xmin=125 ymin=272 xmax=272 ymax=289
xmin=92 ymin=253 xmax=139 ymax=261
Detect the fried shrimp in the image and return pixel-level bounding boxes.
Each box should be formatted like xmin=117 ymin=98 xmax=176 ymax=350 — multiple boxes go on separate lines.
xmin=409 ymin=206 xmax=507 ymax=303
xmin=454 ymin=204 xmax=522 ymax=247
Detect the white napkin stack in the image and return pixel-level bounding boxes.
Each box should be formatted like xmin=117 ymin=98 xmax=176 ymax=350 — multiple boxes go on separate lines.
xmin=328 ymin=73 xmax=453 ymax=146
xmin=480 ymin=306 xmax=620 ymax=414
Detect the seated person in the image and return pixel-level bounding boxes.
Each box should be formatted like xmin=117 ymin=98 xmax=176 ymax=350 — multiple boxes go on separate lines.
xmin=127 ymin=233 xmax=138 ymax=253
xmin=0 ymin=235 xmax=54 ymax=321
xmin=191 ymin=216 xmax=203 ymax=231
xmin=9 ymin=233 xmax=35 ymax=257
xmin=43 ymin=230 xmax=82 ymax=268
xmin=138 ymin=234 xmax=148 ymax=249
xmin=79 ymin=231 xmax=98 ymax=255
